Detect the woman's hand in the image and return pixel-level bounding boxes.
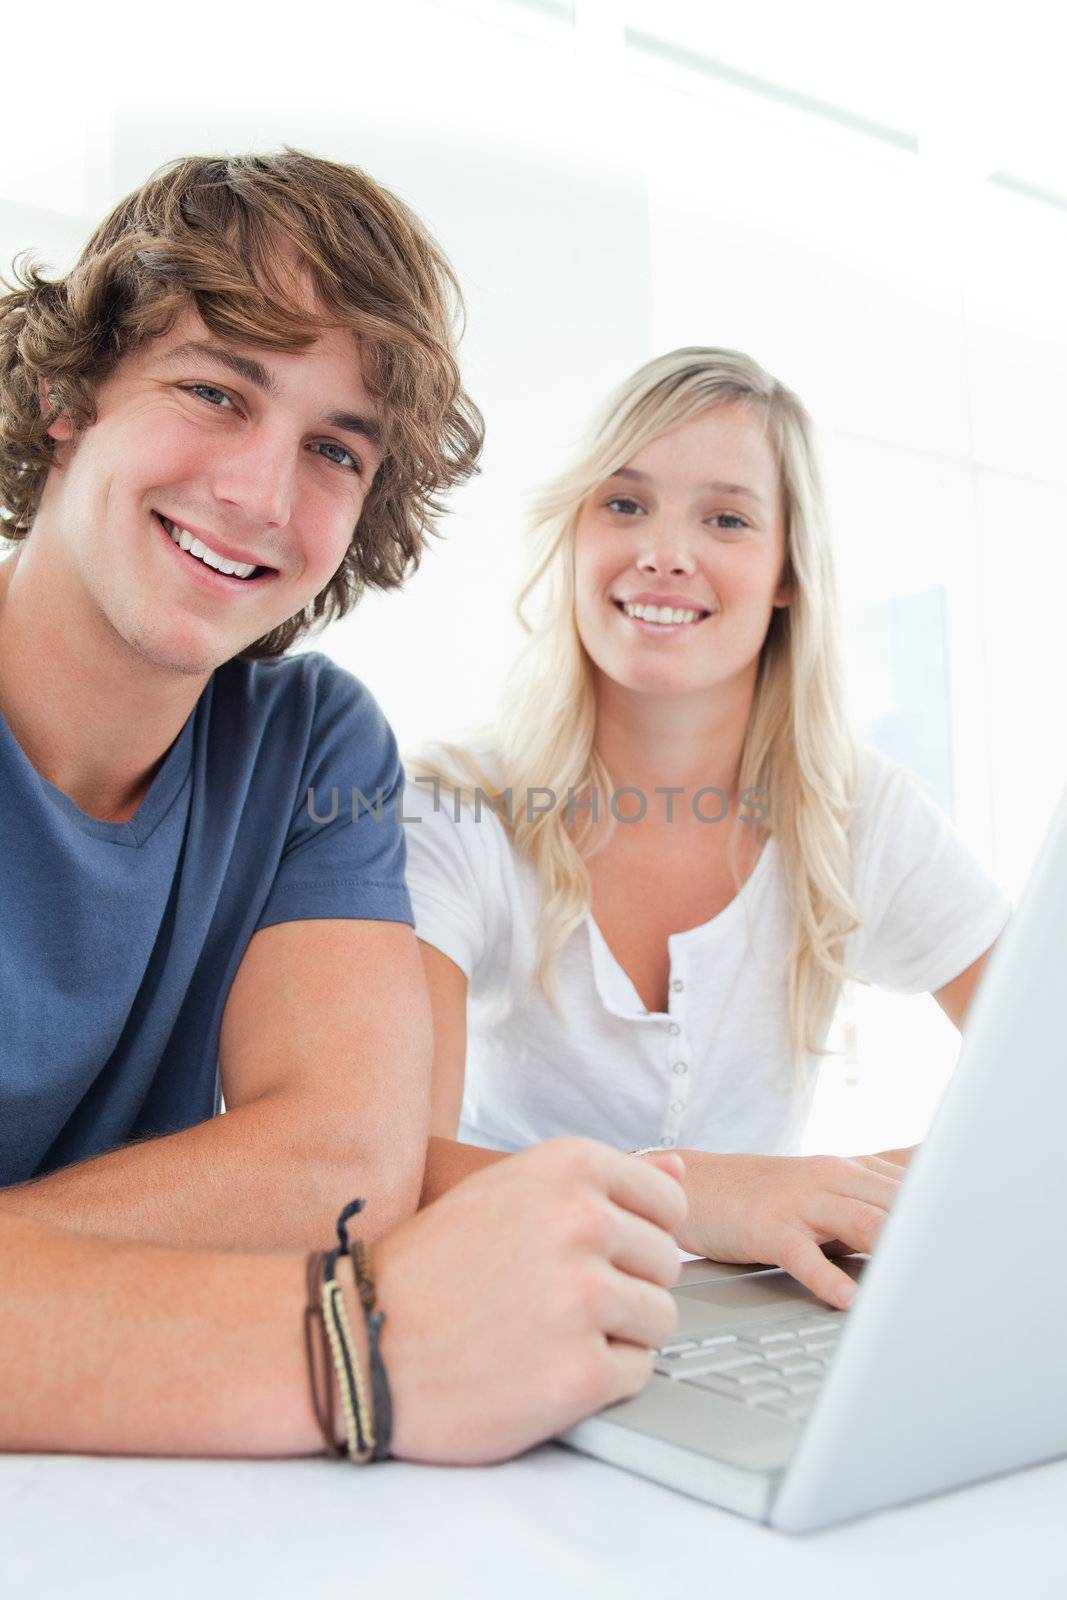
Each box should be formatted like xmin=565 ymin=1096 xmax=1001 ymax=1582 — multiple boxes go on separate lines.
xmin=672 ymin=1150 xmax=909 ymax=1310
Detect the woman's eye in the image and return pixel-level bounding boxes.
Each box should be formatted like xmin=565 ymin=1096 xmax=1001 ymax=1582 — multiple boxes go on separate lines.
xmin=186 ymin=383 xmax=235 ymax=409
xmin=311 ymin=440 xmax=362 ymax=474
xmin=709 ymin=512 xmax=747 ymax=531
xmin=605 ymin=496 xmax=643 ymax=515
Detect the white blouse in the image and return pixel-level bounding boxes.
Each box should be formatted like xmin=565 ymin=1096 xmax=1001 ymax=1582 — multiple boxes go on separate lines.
xmin=400 ymin=747 xmax=1010 ymax=1156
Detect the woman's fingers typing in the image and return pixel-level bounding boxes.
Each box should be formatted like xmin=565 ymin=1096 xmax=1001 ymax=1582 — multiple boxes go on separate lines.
xmin=679 ymin=1148 xmax=913 ymax=1309
xmin=776 ymin=1232 xmax=859 ymax=1310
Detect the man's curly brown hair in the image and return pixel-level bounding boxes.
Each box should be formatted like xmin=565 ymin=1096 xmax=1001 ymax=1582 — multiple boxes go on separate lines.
xmin=0 ymin=149 xmax=484 ymax=657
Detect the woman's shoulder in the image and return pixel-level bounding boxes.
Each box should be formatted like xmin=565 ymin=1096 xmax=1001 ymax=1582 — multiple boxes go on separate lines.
xmin=851 ymin=743 xmax=922 ymax=834
xmin=402 ymin=737 xmax=517 ymax=858
xmin=849 ymin=742 xmax=967 ymax=873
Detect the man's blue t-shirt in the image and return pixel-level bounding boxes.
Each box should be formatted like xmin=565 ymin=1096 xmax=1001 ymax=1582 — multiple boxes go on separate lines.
xmin=0 ymin=651 xmax=413 ymax=1184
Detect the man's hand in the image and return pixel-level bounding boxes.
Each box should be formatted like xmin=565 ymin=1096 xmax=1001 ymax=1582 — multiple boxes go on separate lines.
xmin=375 ymin=1138 xmax=688 ymax=1464
xmin=675 ymin=1151 xmax=908 ymax=1310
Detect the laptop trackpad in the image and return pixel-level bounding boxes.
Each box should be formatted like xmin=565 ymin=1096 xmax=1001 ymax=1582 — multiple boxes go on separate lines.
xmin=673 ymin=1259 xmax=865 ymax=1336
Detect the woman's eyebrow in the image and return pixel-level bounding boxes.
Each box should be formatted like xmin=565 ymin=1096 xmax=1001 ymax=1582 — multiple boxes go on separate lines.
xmin=610 ymin=465 xmax=766 ymax=507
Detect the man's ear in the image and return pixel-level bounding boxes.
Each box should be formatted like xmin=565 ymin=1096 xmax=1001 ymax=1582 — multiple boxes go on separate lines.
xmin=38 ymin=376 xmax=74 ymax=442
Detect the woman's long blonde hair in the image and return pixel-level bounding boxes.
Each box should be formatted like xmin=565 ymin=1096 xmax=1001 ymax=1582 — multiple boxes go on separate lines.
xmin=409 ymin=347 xmax=860 ymax=1060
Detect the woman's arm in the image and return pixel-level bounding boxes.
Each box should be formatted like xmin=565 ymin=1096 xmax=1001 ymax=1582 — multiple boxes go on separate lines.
xmin=416 ymin=938 xmax=511 ymax=1204
xmin=673 ymin=1150 xmax=909 ymax=1310
xmin=933 ymin=945 xmax=995 ymax=1029
xmin=419 ymin=939 xmax=469 ymax=1137
xmin=862 ymin=945 xmax=998 ymax=1168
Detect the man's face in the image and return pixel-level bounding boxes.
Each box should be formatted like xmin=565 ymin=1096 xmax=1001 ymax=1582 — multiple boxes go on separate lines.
xmin=42 ymin=305 xmax=384 ymax=677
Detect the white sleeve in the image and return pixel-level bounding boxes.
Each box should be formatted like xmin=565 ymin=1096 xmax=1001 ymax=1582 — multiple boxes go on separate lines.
xmin=400 ymin=773 xmax=489 ymax=978
xmin=845 ymin=748 xmax=1011 ymax=995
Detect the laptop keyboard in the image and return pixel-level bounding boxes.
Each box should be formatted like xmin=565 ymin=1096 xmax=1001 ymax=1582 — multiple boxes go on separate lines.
xmin=654 ymin=1308 xmax=845 ymax=1423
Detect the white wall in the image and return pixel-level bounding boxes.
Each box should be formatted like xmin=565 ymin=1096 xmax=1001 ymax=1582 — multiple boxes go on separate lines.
xmin=2 ymin=0 xmax=1064 ymax=1151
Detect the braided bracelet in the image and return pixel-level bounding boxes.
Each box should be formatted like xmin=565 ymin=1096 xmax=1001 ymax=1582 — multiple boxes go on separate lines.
xmin=336 ymin=1199 xmax=393 ymax=1462
xmin=303 ymin=1200 xmax=393 ymax=1463
xmin=342 ymin=1208 xmax=393 ymax=1462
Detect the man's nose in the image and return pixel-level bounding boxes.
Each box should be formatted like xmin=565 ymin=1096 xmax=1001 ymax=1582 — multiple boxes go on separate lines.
xmin=211 ymin=430 xmax=295 ymax=531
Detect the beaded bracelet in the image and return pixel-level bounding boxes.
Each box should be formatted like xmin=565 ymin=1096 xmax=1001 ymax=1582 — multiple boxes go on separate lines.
xmin=303 ymin=1199 xmax=393 ymax=1463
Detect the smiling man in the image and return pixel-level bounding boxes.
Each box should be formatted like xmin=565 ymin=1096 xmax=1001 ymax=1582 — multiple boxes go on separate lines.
xmin=0 ymin=151 xmax=482 ymax=1247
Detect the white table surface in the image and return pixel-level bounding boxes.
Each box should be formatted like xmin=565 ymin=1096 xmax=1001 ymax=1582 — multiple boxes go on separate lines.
xmin=4 ymin=1445 xmax=1067 ymax=1599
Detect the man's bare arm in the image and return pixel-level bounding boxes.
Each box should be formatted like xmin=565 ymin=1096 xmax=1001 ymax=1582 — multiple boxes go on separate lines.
xmin=0 ymin=1210 xmax=322 ymax=1456
xmin=1 ymin=1141 xmax=688 ymax=1463
xmin=0 ymin=920 xmax=432 ymax=1249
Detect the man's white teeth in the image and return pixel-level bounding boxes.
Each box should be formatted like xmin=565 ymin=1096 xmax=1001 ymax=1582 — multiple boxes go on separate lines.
xmin=622 ymin=602 xmax=705 ymax=625
xmin=162 ymin=517 xmax=257 ymax=579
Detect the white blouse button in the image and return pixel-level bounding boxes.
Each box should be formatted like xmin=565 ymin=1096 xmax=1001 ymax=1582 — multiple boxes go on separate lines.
xmin=667 ymin=1022 xmax=680 ymax=1036
xmin=671 ymin=1099 xmax=686 ymax=1114
xmin=660 ymin=1135 xmax=676 ymax=1147
xmin=670 ymin=978 xmax=684 ymax=993
xmin=672 ymin=1061 xmax=688 ymax=1075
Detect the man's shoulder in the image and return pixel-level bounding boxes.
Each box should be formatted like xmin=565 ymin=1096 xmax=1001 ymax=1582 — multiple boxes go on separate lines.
xmin=212 ymin=650 xmax=390 ymax=744
xmin=201 ymin=651 xmax=400 ymax=805
xmin=213 ymin=649 xmax=368 ymax=713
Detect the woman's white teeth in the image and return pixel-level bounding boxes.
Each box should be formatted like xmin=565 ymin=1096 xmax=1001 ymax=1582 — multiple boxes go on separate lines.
xmin=162 ymin=517 xmax=256 ymax=579
xmin=622 ymin=602 xmax=704 ymax=625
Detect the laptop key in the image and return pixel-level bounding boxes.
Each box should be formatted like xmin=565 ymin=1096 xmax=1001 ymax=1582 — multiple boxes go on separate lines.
xmin=655 ymin=1350 xmax=762 ymax=1379
xmin=732 ymin=1365 xmax=780 ymax=1386
xmin=686 ymin=1374 xmax=748 ymax=1397
xmin=700 ymin=1351 xmax=764 ymax=1373
xmin=795 ymin=1320 xmax=841 ymax=1337
xmin=774 ymin=1358 xmax=823 ymax=1376
xmin=743 ymin=1386 xmax=792 ymax=1406
xmin=757 ymin=1400 xmax=813 ymax=1421
xmin=657 ymin=1340 xmax=699 ymax=1356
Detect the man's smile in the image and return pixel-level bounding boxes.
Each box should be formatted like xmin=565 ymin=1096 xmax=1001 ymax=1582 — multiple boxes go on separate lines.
xmin=153 ymin=512 xmax=279 ymax=588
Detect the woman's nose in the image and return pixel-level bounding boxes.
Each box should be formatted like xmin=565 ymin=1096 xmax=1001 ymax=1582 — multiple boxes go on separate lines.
xmin=636 ymin=537 xmax=697 ymax=578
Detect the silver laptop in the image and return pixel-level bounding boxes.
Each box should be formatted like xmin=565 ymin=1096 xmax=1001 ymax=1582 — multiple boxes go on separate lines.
xmin=561 ymin=786 xmax=1067 ymax=1532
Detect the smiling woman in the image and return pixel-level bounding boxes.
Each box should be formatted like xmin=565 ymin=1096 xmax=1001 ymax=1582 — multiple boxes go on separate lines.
xmin=404 ymin=347 xmax=1010 ymax=1310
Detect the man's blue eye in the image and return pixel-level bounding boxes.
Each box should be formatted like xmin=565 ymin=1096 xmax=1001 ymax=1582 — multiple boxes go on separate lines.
xmin=313 ymin=441 xmax=361 ymax=473
xmin=188 ymin=384 xmax=231 ymax=407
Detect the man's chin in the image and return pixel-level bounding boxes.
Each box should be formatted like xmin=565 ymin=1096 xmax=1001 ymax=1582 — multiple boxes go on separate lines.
xmin=117 ymin=619 xmax=244 ymax=681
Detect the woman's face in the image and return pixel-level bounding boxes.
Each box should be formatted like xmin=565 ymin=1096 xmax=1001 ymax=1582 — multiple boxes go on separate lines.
xmin=573 ymin=402 xmax=791 ymax=702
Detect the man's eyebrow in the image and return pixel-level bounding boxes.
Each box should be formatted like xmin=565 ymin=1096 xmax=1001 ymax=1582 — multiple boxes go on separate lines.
xmin=610 ymin=465 xmax=765 ymax=506
xmin=321 ymin=408 xmax=384 ymax=454
xmin=162 ymin=340 xmax=279 ymax=397
xmin=160 ymin=340 xmax=385 ymax=455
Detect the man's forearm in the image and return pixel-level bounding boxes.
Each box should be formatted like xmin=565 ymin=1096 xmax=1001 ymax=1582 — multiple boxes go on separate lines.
xmin=0 ymin=1094 xmax=425 ymax=1250
xmin=0 ymin=1210 xmax=322 ymax=1456
xmin=420 ymin=1135 xmax=507 ymax=1206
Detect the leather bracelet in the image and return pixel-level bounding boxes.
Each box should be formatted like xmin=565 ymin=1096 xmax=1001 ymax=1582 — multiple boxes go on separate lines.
xmin=303 ymin=1250 xmax=343 ymax=1458
xmin=304 ymin=1244 xmax=374 ymax=1462
xmin=349 ymin=1233 xmax=393 ymax=1461
xmin=338 ymin=1201 xmax=394 ymax=1462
